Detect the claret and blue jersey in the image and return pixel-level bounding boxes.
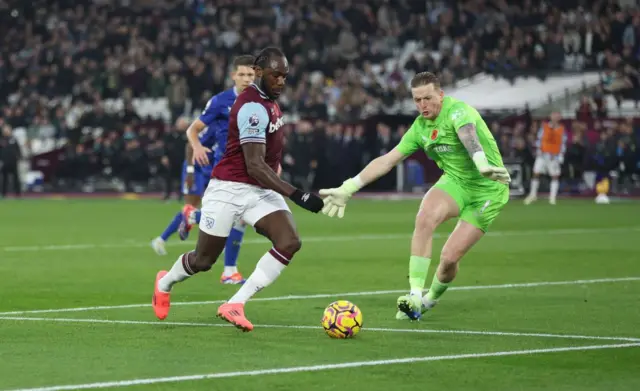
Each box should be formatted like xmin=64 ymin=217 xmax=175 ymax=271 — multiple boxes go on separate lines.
xmin=181 ymin=87 xmax=238 ymax=195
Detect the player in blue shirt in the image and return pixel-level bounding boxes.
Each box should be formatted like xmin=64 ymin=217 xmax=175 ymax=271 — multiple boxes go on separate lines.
xmin=151 ymin=55 xmax=256 ymax=285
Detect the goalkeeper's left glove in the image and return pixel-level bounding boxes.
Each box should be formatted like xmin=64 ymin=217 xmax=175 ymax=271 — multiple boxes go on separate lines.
xmin=472 ymin=152 xmax=511 ymax=185
xmin=318 ymin=177 xmax=363 ymax=218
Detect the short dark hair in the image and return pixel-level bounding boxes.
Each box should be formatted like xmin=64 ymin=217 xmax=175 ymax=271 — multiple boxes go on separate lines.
xmin=410 ymin=72 xmax=440 ymax=89
xmin=232 ymin=55 xmax=255 ymax=70
xmin=254 ymin=47 xmax=285 ymax=69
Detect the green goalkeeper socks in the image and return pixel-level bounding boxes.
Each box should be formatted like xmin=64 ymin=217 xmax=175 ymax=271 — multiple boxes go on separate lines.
xmin=425 ymin=274 xmax=450 ymax=302
xmin=409 ymin=256 xmax=431 ymax=295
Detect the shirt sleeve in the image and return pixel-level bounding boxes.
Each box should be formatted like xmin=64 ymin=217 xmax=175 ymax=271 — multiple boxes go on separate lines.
xmin=448 ymin=101 xmax=477 ymax=132
xmin=535 ymin=126 xmax=543 ymax=154
xmin=237 ymin=102 xmax=269 ymax=145
xmin=395 ymin=119 xmax=421 ymax=156
xmin=198 ymin=96 xmax=219 ymax=126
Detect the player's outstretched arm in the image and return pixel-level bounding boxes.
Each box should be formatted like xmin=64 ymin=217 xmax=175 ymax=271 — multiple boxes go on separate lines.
xmin=242 ymin=143 xmax=323 ymax=213
xmin=458 ymin=123 xmax=510 ymax=184
xmin=319 ymin=148 xmax=406 ymax=218
xmin=186 ymin=119 xmax=213 ymax=168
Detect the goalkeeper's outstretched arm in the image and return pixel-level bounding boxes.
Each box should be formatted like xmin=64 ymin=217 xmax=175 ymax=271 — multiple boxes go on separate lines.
xmin=319 ymin=148 xmax=408 ymax=218
xmin=345 ymin=148 xmax=408 ymax=192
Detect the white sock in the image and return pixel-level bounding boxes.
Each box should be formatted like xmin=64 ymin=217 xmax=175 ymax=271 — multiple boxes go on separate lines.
xmin=223 ymin=266 xmax=238 ymax=276
xmin=422 ymin=297 xmax=438 ymax=309
xmin=529 ymin=178 xmax=540 ymax=197
xmin=227 ymin=248 xmax=289 ymax=304
xmin=550 ymin=179 xmax=559 ymax=201
xmin=158 ymin=253 xmax=194 ymax=292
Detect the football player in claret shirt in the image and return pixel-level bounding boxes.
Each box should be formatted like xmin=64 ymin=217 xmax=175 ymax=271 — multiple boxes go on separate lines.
xmin=151 ymin=55 xmax=255 ymax=285
xmin=152 ymin=47 xmax=324 ymax=331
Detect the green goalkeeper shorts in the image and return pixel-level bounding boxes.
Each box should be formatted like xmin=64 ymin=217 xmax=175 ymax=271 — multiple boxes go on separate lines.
xmin=433 ymin=175 xmax=509 ymax=232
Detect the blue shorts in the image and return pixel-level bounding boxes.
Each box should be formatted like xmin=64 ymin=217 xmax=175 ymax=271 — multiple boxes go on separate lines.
xmin=181 ymin=162 xmax=213 ymax=196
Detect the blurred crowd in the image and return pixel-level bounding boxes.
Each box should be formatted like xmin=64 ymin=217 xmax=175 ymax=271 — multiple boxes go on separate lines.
xmin=0 ymin=0 xmax=639 ymax=195
xmin=495 ymin=111 xmax=640 ymax=194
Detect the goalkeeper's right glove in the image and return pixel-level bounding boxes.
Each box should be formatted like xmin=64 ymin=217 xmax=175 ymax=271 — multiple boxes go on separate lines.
xmin=318 ymin=177 xmax=363 ymax=218
xmin=472 ymin=152 xmax=511 ymax=185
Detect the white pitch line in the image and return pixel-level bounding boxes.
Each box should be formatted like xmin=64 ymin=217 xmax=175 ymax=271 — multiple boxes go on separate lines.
xmin=1 ymin=316 xmax=639 ymax=343
xmin=3 ymin=226 xmax=638 ymax=252
xmin=0 ymin=276 xmax=638 ymax=316
xmin=7 ymin=343 xmax=640 ymax=391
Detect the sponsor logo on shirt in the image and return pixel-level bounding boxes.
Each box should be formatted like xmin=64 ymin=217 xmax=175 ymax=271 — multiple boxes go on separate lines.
xmin=269 ymin=116 xmax=285 ymax=133
xmin=432 ymin=144 xmax=453 ymax=153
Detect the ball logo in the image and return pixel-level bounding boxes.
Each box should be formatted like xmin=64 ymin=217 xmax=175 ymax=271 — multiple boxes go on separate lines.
xmin=249 ymin=113 xmax=260 ymax=126
xmin=431 ymin=129 xmax=439 ymax=140
xmin=269 ymin=116 xmax=285 ymax=133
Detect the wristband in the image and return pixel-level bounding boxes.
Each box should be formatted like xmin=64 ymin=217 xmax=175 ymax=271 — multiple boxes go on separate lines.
xmin=343 ymin=176 xmax=364 ymax=194
xmin=186 ymin=165 xmax=195 ymax=174
xmin=472 ymin=151 xmax=490 ymax=170
xmin=352 ymin=175 xmax=365 ymax=189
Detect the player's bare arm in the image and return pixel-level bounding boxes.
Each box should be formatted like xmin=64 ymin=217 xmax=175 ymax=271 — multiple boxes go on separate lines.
xmin=457 ymin=122 xmax=510 ymax=184
xmin=186 ymin=119 xmax=211 ymax=167
xmin=457 ymin=123 xmax=484 ymax=156
xmin=242 ymin=143 xmax=295 ymax=196
xmin=318 ymin=148 xmax=407 ymax=218
xmin=353 ymin=148 xmax=407 ymax=187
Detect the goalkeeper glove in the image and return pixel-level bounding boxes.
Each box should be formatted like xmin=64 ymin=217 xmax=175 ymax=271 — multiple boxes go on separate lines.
xmin=472 ymin=152 xmax=511 ymax=185
xmin=318 ymin=177 xmax=363 ymax=218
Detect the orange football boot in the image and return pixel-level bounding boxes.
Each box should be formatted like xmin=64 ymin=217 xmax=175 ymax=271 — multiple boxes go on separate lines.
xmin=178 ymin=204 xmax=197 ymax=241
xmin=220 ymin=272 xmax=246 ymax=285
xmin=152 ymin=271 xmax=171 ymax=320
xmin=217 ymin=302 xmax=253 ymax=331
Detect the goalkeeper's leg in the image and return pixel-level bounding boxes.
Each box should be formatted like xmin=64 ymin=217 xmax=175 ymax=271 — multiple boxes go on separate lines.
xmin=421 ymin=220 xmax=484 ymax=311
xmin=396 ymin=187 xmax=459 ymax=320
xmin=422 ymin=186 xmax=508 ymax=312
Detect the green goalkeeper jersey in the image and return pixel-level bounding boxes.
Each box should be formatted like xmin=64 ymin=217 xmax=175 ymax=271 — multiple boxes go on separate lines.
xmin=396 ymin=96 xmax=505 ymax=192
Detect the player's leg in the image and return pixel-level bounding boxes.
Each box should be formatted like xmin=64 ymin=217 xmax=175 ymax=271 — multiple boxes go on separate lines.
xmin=151 ymin=168 xmax=202 ymax=255
xmin=422 ymin=186 xmax=509 ymax=311
xmin=217 ymin=168 xmax=283 ymax=283
xmin=153 ymin=230 xmax=226 ymax=320
xmin=524 ymin=156 xmax=545 ymax=204
xmin=177 ymin=171 xmax=208 ymax=240
xmin=217 ymin=192 xmax=299 ymax=331
xmin=396 ymin=177 xmax=461 ymax=320
xmin=548 ymin=159 xmax=561 ymax=205
xmin=152 ymin=181 xmax=238 ymax=320
xmin=420 ymin=220 xmax=484 ymax=309
xmin=220 ymin=219 xmax=247 ymax=284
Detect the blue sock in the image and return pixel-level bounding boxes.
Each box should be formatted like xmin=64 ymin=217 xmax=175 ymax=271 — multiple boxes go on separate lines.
xmin=160 ymin=212 xmax=183 ymax=241
xmin=224 ymin=225 xmax=246 ymax=267
xmin=194 ymin=210 xmax=201 ymax=224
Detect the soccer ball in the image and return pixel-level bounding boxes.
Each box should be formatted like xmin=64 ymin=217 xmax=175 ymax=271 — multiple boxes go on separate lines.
xmin=321 ymin=300 xmax=363 ymax=339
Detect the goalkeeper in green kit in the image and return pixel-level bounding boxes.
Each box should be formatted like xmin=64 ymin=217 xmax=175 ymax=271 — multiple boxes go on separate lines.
xmin=320 ymin=72 xmax=510 ymax=320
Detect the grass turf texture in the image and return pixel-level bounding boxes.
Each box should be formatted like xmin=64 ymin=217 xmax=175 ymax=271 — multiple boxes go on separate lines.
xmin=0 ymin=198 xmax=639 ymax=390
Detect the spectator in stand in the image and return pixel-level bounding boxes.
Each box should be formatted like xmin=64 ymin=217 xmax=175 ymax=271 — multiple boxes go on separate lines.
xmin=0 ymin=0 xmax=637 ymax=194
xmin=0 ymin=125 xmax=22 ymax=197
